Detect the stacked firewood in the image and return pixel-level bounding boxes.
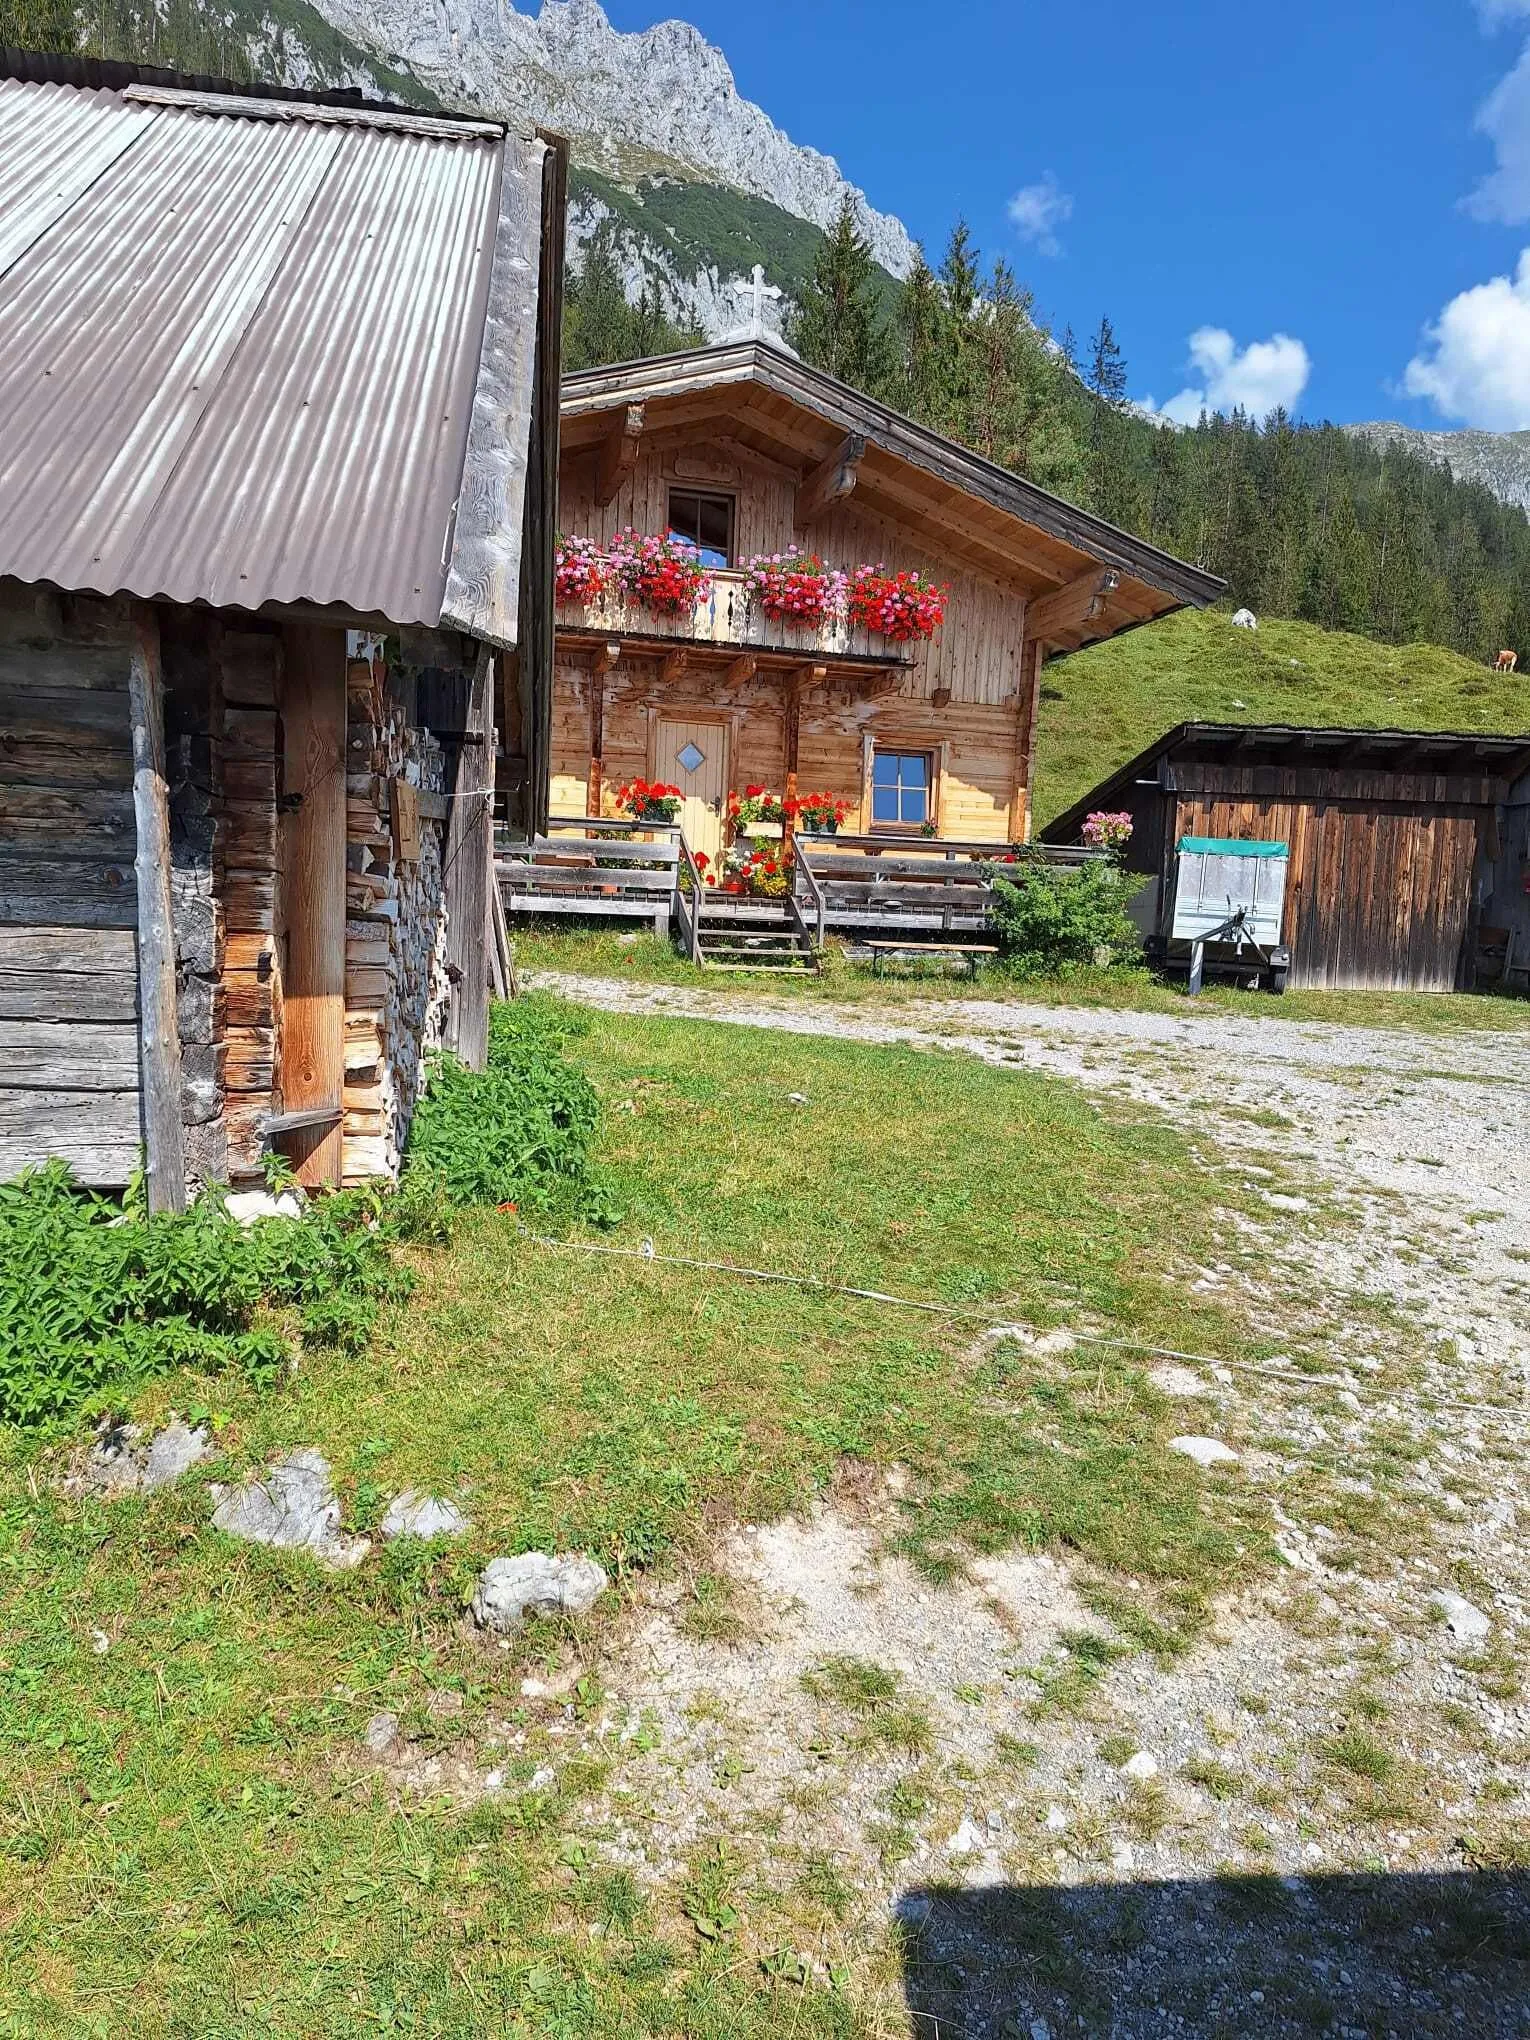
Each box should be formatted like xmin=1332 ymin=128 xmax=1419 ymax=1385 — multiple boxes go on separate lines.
xmin=341 ymin=658 xmax=450 ymax=1184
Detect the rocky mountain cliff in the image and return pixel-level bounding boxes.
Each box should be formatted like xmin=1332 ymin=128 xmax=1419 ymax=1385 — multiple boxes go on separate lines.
xmin=1347 ymin=421 xmax=1530 ymax=516
xmin=303 ymin=0 xmax=916 ymax=329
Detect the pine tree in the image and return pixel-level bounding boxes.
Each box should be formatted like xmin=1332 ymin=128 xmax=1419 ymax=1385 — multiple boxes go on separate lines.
xmin=562 ymin=231 xmax=701 ymax=373
xmin=1083 ymin=315 xmax=1133 ymax=523
xmin=888 ymin=251 xmax=946 ymax=428
xmin=790 ymin=197 xmax=890 ymax=390
xmin=0 ymin=0 xmax=79 ymax=48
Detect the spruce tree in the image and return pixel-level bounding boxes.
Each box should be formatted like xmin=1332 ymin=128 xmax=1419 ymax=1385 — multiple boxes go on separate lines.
xmin=790 ymin=198 xmax=889 ymax=390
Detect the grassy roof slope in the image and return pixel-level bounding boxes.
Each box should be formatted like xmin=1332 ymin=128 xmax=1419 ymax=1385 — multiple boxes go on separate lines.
xmin=1033 ymin=609 xmax=1530 ymax=827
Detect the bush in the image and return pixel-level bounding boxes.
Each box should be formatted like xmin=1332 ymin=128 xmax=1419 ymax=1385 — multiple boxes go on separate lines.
xmin=0 ymin=1165 xmax=409 ymax=1427
xmin=404 ymin=997 xmax=619 ymax=1223
xmin=986 ymin=855 xmax=1145 ymax=979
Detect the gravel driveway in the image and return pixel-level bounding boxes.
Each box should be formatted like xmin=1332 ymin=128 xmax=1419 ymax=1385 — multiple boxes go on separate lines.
xmin=521 ymin=971 xmax=1530 ymax=2036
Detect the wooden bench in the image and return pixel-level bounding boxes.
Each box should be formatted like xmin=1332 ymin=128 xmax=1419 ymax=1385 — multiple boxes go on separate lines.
xmin=865 ymin=939 xmax=999 ymax=979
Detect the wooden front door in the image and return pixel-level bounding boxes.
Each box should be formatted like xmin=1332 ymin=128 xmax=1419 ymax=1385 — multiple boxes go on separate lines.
xmin=654 ymin=717 xmax=727 ymax=862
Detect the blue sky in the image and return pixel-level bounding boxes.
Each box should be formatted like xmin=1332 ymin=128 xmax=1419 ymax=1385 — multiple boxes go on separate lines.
xmin=600 ymin=0 xmax=1530 ymax=431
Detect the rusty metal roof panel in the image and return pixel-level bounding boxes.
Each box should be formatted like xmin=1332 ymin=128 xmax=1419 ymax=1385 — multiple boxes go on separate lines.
xmin=0 ymin=77 xmax=538 ymax=633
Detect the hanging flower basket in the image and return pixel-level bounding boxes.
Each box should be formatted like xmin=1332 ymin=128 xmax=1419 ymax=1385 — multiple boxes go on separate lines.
xmin=612 ymin=778 xmax=683 ymax=824
xmin=1083 ymin=811 xmax=1135 ymax=857
xmin=847 ymin=564 xmax=949 ymax=642
xmin=608 ymin=531 xmax=714 ymax=618
xmin=553 ymin=534 xmax=609 ymax=606
xmin=744 ymin=552 xmax=847 ymax=628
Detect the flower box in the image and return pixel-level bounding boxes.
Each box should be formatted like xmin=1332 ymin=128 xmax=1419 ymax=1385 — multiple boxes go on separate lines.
xmin=744 ymin=552 xmax=847 ymax=628
xmin=608 ymin=530 xmax=713 ymax=618
xmin=847 ymin=565 xmax=948 ymax=642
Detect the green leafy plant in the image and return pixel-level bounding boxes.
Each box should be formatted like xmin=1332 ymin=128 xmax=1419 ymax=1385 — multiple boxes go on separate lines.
xmin=404 ymin=997 xmax=620 ymax=1223
xmin=985 ymin=854 xmax=1146 ymax=979
xmin=0 ymin=1163 xmax=409 ymax=1426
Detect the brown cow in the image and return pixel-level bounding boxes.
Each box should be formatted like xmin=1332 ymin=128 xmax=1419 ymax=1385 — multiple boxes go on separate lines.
xmin=1495 ymin=649 xmax=1519 ymax=672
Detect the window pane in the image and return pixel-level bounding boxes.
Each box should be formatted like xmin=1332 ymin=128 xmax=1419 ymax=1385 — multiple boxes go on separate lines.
xmin=872 ymin=784 xmax=900 ymax=823
xmin=873 ymin=753 xmax=900 ymax=789
xmin=902 ymin=781 xmax=929 ymax=825
xmin=667 ymin=490 xmax=731 ymax=568
xmin=902 ymin=754 xmax=927 ymax=790
xmin=698 ymin=496 xmax=731 ymax=556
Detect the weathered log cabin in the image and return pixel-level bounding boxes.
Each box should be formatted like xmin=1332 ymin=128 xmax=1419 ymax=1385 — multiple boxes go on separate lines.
xmin=550 ymin=344 xmax=1223 ymax=861
xmin=0 ymin=54 xmax=566 ymax=1206
xmin=1041 ymin=722 xmax=1530 ymax=992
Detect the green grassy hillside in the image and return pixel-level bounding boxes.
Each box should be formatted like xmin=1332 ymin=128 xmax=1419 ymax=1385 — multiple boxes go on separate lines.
xmin=1034 ymin=609 xmax=1530 ymax=826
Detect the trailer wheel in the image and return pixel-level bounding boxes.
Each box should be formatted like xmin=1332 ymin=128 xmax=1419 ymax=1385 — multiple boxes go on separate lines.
xmin=1269 ymin=966 xmax=1289 ymax=996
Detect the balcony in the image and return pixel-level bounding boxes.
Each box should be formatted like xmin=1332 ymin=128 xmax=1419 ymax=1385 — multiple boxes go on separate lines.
xmin=555 ymin=567 xmax=916 ymax=670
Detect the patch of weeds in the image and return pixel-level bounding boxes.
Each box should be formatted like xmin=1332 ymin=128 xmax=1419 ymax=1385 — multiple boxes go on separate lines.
xmin=953 ymin=1682 xmax=986 ymax=1706
xmin=859 ymin=1703 xmax=935 ymax=1757
xmin=680 ymin=1841 xmax=741 ymax=1943
xmin=803 ymin=1657 xmax=899 ymax=1712
xmin=1031 ymin=1630 xmax=1125 ymax=1719
xmin=678 ymin=1571 xmax=751 ymax=1645
xmin=1350 ymin=1688 xmax=1389 ymax=1723
xmin=1463 ymin=1826 xmax=1530 ymax=1871
xmin=1098 ymin=1731 xmax=1137 ymax=1768
xmin=883 ymin=1775 xmax=931 ymax=1824
xmin=576 ymin=1867 xmax=646 ymax=1937
xmin=713 ymin=1752 xmax=754 ymax=1791
xmin=794 ymin=1855 xmax=853 ymax=1922
xmin=994 ymin=1734 xmax=1043 ymax=1772
xmin=1185 ymin=1756 xmax=1242 ymax=1802
xmin=1122 ymin=1781 xmax=1171 ymax=1842
xmin=1321 ymin=1732 xmax=1395 ymax=1785
xmin=1063 ymin=1807 xmax=1112 ymax=1864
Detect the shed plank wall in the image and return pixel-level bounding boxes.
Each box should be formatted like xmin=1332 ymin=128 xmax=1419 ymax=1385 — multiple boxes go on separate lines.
xmin=0 ymin=583 xmax=142 ymax=1182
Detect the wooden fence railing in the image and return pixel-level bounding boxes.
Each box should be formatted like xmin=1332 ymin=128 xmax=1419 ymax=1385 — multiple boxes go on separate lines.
xmin=792 ymin=836 xmax=1106 ymax=936
xmin=496 ymin=817 xmax=680 ymax=934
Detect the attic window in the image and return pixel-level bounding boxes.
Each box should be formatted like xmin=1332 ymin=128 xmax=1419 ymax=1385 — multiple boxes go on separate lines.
xmin=667 ymin=489 xmax=733 ymax=569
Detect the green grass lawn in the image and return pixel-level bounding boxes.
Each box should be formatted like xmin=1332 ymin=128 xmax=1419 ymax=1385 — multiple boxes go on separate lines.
xmin=514 ymin=927 xmax=1530 ymax=1037
xmin=0 ymin=1002 xmax=1289 ymax=2035
xmin=1034 ymin=607 xmax=1530 ymax=826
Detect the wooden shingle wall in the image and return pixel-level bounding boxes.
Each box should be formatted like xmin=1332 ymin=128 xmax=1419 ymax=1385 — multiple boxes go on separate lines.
xmin=0 ymin=582 xmax=142 ymax=1184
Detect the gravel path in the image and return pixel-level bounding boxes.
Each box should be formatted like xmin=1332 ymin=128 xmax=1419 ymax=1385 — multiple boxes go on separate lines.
xmin=513 ymin=971 xmax=1530 ymax=2035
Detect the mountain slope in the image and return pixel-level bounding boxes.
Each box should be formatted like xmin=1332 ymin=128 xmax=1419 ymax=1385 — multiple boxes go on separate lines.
xmin=1035 ymin=609 xmax=1530 ymax=826
xmin=1347 ymin=421 xmax=1530 ymax=517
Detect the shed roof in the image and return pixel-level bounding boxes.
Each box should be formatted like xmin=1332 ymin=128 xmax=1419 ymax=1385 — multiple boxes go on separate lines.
xmin=560 ymin=344 xmax=1226 ymax=650
xmin=1041 ymin=720 xmax=1530 ymax=841
xmin=0 ymin=63 xmax=552 ymax=640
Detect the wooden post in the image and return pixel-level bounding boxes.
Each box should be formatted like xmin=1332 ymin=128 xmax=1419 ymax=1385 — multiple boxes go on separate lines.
xmin=1013 ymin=637 xmax=1047 ymax=844
xmin=128 ymin=610 xmax=186 ymax=1214
xmin=279 ymin=625 xmax=347 ymax=1188
xmin=445 ymin=644 xmax=495 ymax=1072
xmin=588 ymin=642 xmax=617 ymax=819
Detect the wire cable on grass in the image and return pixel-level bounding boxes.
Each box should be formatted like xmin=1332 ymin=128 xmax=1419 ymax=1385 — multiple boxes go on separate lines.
xmin=517 ymin=1228 xmax=1530 ymax=1428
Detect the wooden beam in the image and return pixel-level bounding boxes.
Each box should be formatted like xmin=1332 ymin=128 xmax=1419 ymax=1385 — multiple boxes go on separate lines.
xmin=279 ymin=624 xmax=348 ymax=1188
xmin=127 ymin=611 xmax=185 ymax=1214
xmin=592 ymin=640 xmax=622 ymax=674
xmin=441 ymin=136 xmax=548 ymax=647
xmin=1025 ymin=568 xmax=1120 ymax=644
xmin=595 ymin=402 xmax=646 ymax=506
xmin=588 ymin=656 xmax=606 ymax=819
xmin=444 ymin=646 xmax=495 ymax=1072
xmin=1012 ymin=637 xmax=1047 ymax=844
xmin=798 ymin=432 xmax=867 ymax=523
xmin=724 ymin=654 xmax=758 ymax=686
xmin=661 ymin=649 xmax=691 ymax=686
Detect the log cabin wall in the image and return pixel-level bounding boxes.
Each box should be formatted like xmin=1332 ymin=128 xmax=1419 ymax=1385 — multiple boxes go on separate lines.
xmin=218 ymin=628 xmax=284 ymax=1182
xmin=1159 ymin=762 xmax=1499 ymax=993
xmin=555 ymin=436 xmax=1030 ymax=839
xmin=0 ymin=581 xmax=142 ymax=1184
xmin=1481 ymin=771 xmax=1530 ymax=969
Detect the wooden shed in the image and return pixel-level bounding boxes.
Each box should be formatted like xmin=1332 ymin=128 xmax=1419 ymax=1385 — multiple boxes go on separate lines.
xmin=1040 ymin=722 xmax=1530 ymax=993
xmin=0 ymin=53 xmax=566 ymax=1206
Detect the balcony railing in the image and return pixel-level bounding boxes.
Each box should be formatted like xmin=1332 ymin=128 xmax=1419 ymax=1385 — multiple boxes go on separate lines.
xmin=556 ymin=567 xmax=915 ymax=665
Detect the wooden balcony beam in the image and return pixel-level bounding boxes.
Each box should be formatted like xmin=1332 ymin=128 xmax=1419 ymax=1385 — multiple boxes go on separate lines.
xmin=591 ymin=640 xmax=622 ymax=674
xmin=660 ymin=649 xmax=691 ymax=685
xmin=1025 ymin=566 xmax=1121 ymax=644
xmin=724 ymin=654 xmax=758 ymax=685
xmin=595 ymin=402 xmax=646 ymax=506
xmin=798 ymin=433 xmax=867 ymax=523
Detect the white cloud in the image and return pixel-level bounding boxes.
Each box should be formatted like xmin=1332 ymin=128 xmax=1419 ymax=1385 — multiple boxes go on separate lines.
xmin=1468 ymin=38 xmax=1530 ymax=220
xmin=1144 ymin=326 xmax=1312 ymax=426
xmin=1007 ymin=174 xmax=1073 ymax=258
xmin=1405 ymin=249 xmax=1530 ymax=425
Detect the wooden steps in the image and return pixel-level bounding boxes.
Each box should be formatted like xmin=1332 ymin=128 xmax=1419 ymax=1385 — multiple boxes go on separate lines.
xmin=694 ymin=898 xmax=819 ymax=975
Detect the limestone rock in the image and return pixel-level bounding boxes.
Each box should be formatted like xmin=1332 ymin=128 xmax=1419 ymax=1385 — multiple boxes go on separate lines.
xmin=1432 ymin=1589 xmax=1491 ymax=1644
xmin=470 ymin=1552 xmax=609 ymax=1634
xmin=210 ymin=1449 xmax=370 ymax=1570
xmin=1170 ymin=1435 xmax=1240 ymax=1468
xmin=1122 ymin=1750 xmax=1159 ymax=1782
xmin=78 ymin=1419 xmax=211 ymax=1495
xmin=380 ymin=1490 xmax=470 ymax=1541
xmin=224 ymin=1188 xmax=304 ymax=1226
xmin=363 ymin=1712 xmax=400 ymax=1754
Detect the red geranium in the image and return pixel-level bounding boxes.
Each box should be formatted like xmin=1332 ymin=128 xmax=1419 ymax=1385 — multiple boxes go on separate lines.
xmin=847 ymin=564 xmax=948 ymax=642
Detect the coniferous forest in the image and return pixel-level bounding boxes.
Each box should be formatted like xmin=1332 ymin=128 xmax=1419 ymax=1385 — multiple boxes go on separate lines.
xmin=574 ymin=201 xmax=1530 ymax=666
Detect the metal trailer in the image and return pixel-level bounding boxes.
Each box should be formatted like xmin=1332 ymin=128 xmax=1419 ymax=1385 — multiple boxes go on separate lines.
xmin=1153 ymin=836 xmax=1292 ymax=995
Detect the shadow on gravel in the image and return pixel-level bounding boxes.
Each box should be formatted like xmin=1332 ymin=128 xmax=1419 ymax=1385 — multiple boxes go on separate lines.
xmin=897 ymin=1868 xmax=1530 ymax=2037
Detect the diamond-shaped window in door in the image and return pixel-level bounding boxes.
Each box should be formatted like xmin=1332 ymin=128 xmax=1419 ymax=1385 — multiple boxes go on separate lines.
xmin=677 ymin=742 xmax=706 ymax=774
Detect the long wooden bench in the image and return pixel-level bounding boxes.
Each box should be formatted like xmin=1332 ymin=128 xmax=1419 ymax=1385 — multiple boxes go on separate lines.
xmin=865 ymin=939 xmax=999 ymax=978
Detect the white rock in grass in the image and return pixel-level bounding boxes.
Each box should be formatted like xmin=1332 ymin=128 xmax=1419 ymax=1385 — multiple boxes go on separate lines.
xmin=1431 ymin=1590 xmax=1491 ymax=1645
xmin=1170 ymin=1436 xmax=1240 ymax=1469
xmin=79 ymin=1419 xmax=210 ymax=1495
xmin=142 ymin=1421 xmax=212 ymax=1488
xmin=1122 ymin=1750 xmax=1159 ymax=1782
xmin=363 ymin=1712 xmax=400 ymax=1755
xmin=1151 ymin=1364 xmax=1209 ymax=1399
xmin=380 ymin=1491 xmax=469 ymax=1542
xmin=224 ymin=1189 xmax=304 ymax=1226
xmin=947 ymin=1818 xmax=984 ymax=1857
xmin=471 ymin=1553 xmax=609 ymax=1634
xmin=210 ymin=1449 xmax=370 ymax=1570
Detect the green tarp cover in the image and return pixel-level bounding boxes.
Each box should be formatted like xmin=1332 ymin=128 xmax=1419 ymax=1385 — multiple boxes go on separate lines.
xmin=1178 ymin=837 xmax=1288 ymax=857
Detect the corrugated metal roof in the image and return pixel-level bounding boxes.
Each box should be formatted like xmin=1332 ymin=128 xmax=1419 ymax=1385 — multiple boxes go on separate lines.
xmin=0 ymin=77 xmax=541 ymax=631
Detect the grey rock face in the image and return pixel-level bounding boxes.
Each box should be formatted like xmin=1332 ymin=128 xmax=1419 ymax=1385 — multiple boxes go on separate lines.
xmin=210 ymin=1449 xmax=370 ymax=1570
xmin=380 ymin=1491 xmax=469 ymax=1541
xmin=470 ymin=1552 xmax=609 ymax=1634
xmin=79 ymin=1419 xmax=211 ymax=1495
